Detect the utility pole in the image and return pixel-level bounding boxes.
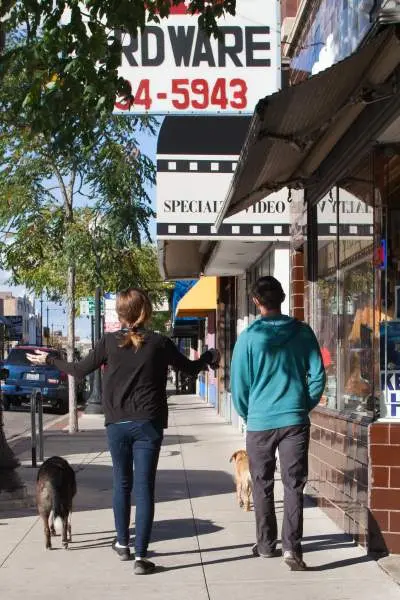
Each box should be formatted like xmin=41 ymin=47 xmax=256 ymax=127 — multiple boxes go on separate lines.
xmin=40 ymin=293 xmax=43 ymax=346
xmin=90 ymin=315 xmax=95 ymax=349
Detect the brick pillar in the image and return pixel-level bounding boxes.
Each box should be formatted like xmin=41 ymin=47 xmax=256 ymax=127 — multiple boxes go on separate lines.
xmin=369 ymin=422 xmax=400 ymax=554
xmin=291 ymin=249 xmax=304 ymax=321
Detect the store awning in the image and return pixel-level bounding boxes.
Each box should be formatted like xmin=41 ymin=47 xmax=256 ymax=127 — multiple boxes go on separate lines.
xmin=175 ymin=277 xmax=217 ymax=318
xmin=215 ymin=26 xmax=400 ymax=226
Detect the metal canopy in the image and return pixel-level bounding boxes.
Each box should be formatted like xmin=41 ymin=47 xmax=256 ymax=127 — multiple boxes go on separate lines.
xmin=216 ymin=27 xmax=400 ymax=225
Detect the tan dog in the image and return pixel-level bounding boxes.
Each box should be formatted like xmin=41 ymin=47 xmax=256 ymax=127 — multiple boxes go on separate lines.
xmin=230 ymin=450 xmax=252 ymax=511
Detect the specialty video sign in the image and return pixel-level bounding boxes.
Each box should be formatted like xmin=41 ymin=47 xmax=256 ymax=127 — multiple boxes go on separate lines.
xmin=114 ymin=0 xmax=280 ymax=115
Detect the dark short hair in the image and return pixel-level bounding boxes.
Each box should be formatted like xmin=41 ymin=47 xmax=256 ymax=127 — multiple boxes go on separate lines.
xmin=251 ymin=276 xmax=285 ymax=310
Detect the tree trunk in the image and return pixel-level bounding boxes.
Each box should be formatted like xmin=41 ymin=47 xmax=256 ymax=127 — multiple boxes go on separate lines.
xmin=67 ymin=264 xmax=78 ymax=433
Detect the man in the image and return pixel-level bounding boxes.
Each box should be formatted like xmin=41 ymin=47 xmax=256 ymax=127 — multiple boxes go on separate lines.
xmin=231 ymin=276 xmax=326 ymax=571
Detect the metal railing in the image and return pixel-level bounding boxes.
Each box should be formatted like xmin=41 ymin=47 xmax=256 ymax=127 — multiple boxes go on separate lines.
xmin=30 ymin=388 xmax=44 ymax=467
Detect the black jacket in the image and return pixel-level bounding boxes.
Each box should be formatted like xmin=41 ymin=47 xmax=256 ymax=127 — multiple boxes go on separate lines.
xmin=47 ymin=329 xmax=213 ymax=426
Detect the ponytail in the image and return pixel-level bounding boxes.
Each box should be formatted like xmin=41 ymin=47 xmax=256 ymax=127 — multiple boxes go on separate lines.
xmin=120 ymin=327 xmax=145 ymax=351
xmin=116 ymin=288 xmax=153 ymax=352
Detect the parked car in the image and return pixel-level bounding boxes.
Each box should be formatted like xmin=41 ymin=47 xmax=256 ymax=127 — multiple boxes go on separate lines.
xmin=1 ymin=346 xmax=69 ymax=413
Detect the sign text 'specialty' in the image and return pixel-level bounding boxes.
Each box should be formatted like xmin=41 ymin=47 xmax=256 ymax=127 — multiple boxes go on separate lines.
xmin=163 ymin=199 xmax=287 ymax=214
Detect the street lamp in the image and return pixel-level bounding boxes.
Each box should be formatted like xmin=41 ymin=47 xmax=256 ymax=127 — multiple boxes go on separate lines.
xmin=85 ymin=216 xmax=103 ymax=415
xmin=85 ymin=285 xmax=103 ymax=414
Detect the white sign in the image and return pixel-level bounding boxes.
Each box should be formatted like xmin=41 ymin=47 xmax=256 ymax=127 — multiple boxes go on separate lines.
xmin=381 ymin=370 xmax=400 ymax=419
xmin=104 ymin=294 xmax=120 ymax=333
xmin=114 ymin=0 xmax=280 ymax=115
xmin=80 ymin=299 xmax=90 ymax=317
xmin=157 ymin=168 xmax=290 ymax=225
xmin=317 ymin=189 xmax=373 ymax=225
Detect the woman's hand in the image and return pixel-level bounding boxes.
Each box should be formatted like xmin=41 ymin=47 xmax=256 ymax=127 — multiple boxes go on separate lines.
xmin=208 ymin=349 xmax=220 ymax=369
xmin=201 ymin=348 xmax=220 ymax=369
xmin=26 ymin=349 xmax=49 ymax=365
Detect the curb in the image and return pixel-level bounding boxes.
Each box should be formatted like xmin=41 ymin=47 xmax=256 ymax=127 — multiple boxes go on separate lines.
xmin=8 ymin=410 xmax=85 ymax=458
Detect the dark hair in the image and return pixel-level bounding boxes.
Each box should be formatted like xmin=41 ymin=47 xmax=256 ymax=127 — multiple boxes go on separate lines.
xmin=116 ymin=288 xmax=153 ymax=351
xmin=251 ymin=276 xmax=285 ymax=310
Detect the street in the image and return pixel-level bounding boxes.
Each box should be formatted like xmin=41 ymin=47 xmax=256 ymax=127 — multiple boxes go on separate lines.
xmin=3 ymin=408 xmax=59 ymax=443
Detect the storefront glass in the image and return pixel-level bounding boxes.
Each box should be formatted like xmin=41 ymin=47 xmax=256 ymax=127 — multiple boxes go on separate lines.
xmin=298 ymin=160 xmax=377 ymax=416
xmin=338 ymin=186 xmax=375 ymax=414
xmin=315 ymin=222 xmax=338 ymax=410
xmin=377 ymin=151 xmax=400 ymax=419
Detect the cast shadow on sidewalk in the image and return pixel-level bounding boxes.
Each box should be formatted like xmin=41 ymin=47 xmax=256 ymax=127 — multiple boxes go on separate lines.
xmin=68 ymin=517 xmax=224 ymax=551
xmin=0 ymin=465 xmax=235 ymax=518
xmin=153 ymin=533 xmax=373 ymax=573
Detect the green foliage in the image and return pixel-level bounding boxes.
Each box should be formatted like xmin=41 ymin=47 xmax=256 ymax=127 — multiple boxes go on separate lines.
xmin=149 ymin=311 xmax=171 ymax=335
xmin=0 ymin=60 xmax=165 ymax=304
xmin=1 ymin=1 xmax=236 ymax=150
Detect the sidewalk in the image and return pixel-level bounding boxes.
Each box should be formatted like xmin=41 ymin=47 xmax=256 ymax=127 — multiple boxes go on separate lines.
xmin=1 ymin=394 xmax=399 ymax=599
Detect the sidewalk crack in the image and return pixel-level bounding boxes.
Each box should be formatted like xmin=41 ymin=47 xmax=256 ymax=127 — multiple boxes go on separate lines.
xmin=172 ymin=409 xmax=211 ymax=600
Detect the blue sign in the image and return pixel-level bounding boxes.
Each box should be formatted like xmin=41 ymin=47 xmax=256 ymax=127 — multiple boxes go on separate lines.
xmin=381 ymin=371 xmax=400 ymax=418
xmin=4 ymin=316 xmax=23 ymax=341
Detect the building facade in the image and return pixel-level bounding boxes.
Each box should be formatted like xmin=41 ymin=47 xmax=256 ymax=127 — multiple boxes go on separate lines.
xmin=213 ymin=0 xmax=400 ymax=555
xmin=0 ymin=292 xmax=39 ymax=345
xmin=157 ymin=0 xmax=400 ymax=557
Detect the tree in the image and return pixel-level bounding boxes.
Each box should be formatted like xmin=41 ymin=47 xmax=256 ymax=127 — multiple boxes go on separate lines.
xmin=0 ymin=70 xmax=158 ymax=431
xmin=1 ymin=1 xmax=236 ymax=150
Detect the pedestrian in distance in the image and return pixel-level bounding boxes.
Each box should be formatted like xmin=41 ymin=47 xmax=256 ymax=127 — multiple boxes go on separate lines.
xmin=230 ymin=276 xmax=326 ymax=571
xmin=27 ymin=287 xmax=219 ymax=575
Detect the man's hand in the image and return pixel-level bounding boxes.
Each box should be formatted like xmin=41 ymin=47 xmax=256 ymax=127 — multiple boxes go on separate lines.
xmin=26 ymin=349 xmax=49 ymax=365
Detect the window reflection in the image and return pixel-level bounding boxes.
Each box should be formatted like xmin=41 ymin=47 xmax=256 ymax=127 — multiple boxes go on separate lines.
xmin=312 ymin=186 xmax=375 ymax=415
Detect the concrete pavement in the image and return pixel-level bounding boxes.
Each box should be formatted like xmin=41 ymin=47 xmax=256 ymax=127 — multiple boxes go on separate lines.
xmin=4 ymin=408 xmax=62 ymax=443
xmin=0 ymin=394 xmax=399 ymax=599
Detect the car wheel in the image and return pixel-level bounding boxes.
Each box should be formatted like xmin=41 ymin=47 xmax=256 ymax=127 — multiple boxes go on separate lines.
xmin=2 ymin=395 xmax=11 ymax=410
xmin=57 ymin=400 xmax=68 ymax=415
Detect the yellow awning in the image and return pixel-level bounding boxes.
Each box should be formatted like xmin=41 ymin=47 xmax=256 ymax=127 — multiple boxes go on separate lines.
xmin=175 ymin=277 xmax=217 ymax=318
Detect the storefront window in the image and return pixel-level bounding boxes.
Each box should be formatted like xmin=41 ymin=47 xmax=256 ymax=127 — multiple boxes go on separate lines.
xmin=378 ymin=151 xmax=400 ymax=419
xmin=301 ymin=173 xmax=376 ymax=416
xmin=314 ymin=215 xmax=338 ymax=410
xmin=339 ymin=239 xmax=374 ymax=413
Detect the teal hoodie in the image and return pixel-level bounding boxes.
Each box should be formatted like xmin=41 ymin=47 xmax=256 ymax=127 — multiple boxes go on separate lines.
xmin=230 ymin=315 xmax=326 ymax=431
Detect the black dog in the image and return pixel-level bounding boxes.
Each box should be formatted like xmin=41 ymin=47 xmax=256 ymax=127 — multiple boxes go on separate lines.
xmin=36 ymin=456 xmax=77 ymax=550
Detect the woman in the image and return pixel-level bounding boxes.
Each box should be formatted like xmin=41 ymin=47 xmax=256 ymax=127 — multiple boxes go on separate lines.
xmin=27 ymin=288 xmax=219 ymax=575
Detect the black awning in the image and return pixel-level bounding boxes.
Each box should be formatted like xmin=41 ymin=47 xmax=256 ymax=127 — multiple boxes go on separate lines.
xmin=216 ymin=27 xmax=400 ymax=223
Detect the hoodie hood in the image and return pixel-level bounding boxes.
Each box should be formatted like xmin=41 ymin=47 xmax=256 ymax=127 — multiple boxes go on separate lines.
xmin=248 ymin=315 xmax=302 ymax=347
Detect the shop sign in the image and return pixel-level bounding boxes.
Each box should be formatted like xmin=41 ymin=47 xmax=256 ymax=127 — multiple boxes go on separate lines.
xmin=381 ymin=370 xmax=400 ymax=418
xmin=3 ymin=316 xmax=23 ymax=341
xmin=158 ymin=187 xmax=291 ymax=225
xmin=114 ymin=0 xmax=280 ymax=115
xmin=103 ymin=293 xmax=120 ymax=333
xmin=317 ymin=190 xmax=373 ymax=225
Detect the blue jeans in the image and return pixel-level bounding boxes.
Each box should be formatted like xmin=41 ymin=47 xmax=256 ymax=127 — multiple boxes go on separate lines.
xmin=106 ymin=419 xmax=163 ymax=557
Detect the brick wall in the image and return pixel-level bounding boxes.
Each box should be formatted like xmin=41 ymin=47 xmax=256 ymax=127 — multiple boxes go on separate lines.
xmin=369 ymin=423 xmax=400 ymax=554
xmin=308 ymin=407 xmax=369 ymax=548
xmin=291 ymin=249 xmax=304 ymax=321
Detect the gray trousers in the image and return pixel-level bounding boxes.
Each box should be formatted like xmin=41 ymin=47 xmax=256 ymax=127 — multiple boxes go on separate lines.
xmin=246 ymin=424 xmax=310 ymax=556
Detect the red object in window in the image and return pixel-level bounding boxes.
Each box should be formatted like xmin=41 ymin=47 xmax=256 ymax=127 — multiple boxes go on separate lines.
xmin=321 ymin=347 xmax=332 ymax=369
xmin=170 ymin=2 xmax=189 ymax=14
